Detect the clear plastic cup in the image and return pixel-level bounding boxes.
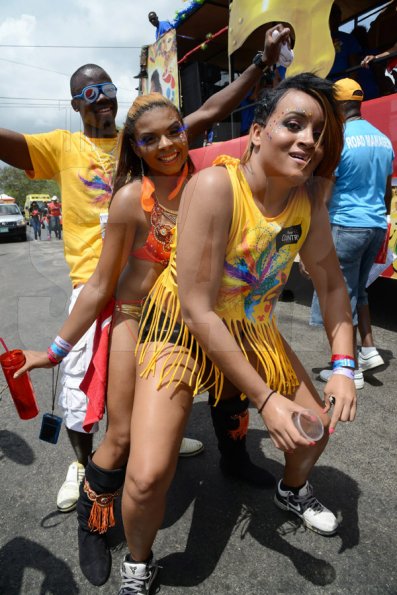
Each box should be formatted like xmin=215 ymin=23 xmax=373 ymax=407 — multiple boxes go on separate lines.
xmin=292 ymin=409 xmax=324 ymax=441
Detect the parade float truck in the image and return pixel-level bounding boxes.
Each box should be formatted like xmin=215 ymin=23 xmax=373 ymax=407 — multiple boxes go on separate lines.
xmin=139 ymin=0 xmax=397 ymax=279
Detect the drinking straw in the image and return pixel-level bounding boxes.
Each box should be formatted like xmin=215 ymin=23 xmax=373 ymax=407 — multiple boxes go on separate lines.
xmin=0 ymin=338 xmax=9 ymax=353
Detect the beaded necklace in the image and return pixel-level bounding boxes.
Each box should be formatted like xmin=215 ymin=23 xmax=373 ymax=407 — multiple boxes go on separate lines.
xmin=140 ymin=162 xmax=188 ymax=251
xmin=151 ymin=197 xmax=178 ymax=252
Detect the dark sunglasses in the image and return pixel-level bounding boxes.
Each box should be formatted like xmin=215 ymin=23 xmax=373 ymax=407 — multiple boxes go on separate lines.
xmin=73 ymin=82 xmax=117 ymax=104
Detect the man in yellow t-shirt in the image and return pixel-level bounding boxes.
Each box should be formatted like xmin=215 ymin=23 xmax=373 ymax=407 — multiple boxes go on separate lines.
xmin=3 ymin=66 xmax=203 ymax=525
xmin=0 ymin=64 xmax=122 ymax=517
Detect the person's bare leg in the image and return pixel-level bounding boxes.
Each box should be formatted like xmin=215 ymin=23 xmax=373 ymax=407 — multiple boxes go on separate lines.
xmin=93 ymin=312 xmax=138 ymax=470
xmin=280 ymin=339 xmax=330 ymax=487
xmin=271 ymin=338 xmax=339 ymax=535
xmin=122 ymin=346 xmax=194 ymax=562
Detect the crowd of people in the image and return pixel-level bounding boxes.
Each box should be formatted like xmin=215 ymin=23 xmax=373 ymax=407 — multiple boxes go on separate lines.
xmin=28 ymin=196 xmax=62 ymax=241
xmin=1 ymin=5 xmax=394 ymax=594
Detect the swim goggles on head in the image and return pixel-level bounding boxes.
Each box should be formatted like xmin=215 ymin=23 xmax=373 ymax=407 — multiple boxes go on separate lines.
xmin=73 ymin=82 xmax=117 ymax=103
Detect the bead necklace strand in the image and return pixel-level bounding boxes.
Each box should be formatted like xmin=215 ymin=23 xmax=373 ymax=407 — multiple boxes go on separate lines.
xmin=151 ymin=196 xmax=178 ymax=250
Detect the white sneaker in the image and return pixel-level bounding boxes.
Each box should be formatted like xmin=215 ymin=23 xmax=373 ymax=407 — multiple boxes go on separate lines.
xmin=118 ymin=553 xmax=159 ymax=594
xmin=319 ymin=368 xmax=364 ymax=390
xmin=358 ymin=348 xmax=384 ymax=371
xmin=178 ymin=437 xmax=204 ymax=457
xmin=56 ymin=461 xmax=85 ymax=512
xmin=274 ymin=480 xmax=338 ymax=535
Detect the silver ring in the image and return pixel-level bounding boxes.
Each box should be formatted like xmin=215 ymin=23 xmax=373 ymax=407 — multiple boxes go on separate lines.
xmin=329 ymin=395 xmax=336 ymax=406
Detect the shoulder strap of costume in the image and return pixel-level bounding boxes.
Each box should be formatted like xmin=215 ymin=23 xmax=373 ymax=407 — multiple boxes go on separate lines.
xmin=212 ymin=155 xmax=240 ymax=168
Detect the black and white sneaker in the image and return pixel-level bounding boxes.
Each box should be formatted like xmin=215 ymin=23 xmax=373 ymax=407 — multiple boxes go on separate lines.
xmin=274 ymin=480 xmax=338 ymax=536
xmin=118 ymin=553 xmax=159 ymax=594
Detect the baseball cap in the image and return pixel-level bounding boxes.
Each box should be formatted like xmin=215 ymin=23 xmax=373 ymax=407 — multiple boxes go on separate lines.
xmin=333 ymin=78 xmax=364 ymax=101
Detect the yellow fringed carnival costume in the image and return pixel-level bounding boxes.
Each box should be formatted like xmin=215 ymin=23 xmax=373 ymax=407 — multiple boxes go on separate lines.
xmin=138 ymin=156 xmax=312 ymax=402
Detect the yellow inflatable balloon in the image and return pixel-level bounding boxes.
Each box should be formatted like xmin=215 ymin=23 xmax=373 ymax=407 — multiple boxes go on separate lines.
xmin=229 ymin=0 xmax=335 ymax=78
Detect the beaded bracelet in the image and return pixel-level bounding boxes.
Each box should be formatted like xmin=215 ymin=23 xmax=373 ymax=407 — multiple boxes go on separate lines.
xmin=332 ymin=367 xmax=355 ymax=380
xmin=257 ymin=389 xmax=277 ymax=415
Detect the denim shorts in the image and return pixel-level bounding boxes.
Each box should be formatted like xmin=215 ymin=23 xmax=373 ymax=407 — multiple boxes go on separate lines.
xmin=310 ymin=225 xmax=387 ymax=326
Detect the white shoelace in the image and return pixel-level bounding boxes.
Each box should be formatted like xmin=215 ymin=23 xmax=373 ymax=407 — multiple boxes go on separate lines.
xmin=120 ymin=572 xmax=151 ymax=594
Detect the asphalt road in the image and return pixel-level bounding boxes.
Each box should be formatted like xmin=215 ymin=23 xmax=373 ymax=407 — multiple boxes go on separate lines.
xmin=0 ymin=231 xmax=396 ymax=595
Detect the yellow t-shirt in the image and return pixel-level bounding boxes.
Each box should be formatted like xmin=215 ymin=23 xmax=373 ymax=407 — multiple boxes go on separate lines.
xmin=139 ymin=156 xmax=312 ymax=400
xmin=24 ymin=130 xmax=118 ymax=286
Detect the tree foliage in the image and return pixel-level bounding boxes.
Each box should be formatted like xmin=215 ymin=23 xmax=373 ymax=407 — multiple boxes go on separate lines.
xmin=0 ymin=165 xmax=59 ymax=208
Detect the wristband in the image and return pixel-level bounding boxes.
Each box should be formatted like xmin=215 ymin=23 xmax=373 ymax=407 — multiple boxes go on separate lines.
xmin=47 ymin=348 xmax=60 ymax=365
xmin=332 ymin=368 xmax=355 ymax=380
xmin=54 ymin=335 xmax=73 ymax=352
xmin=332 ymin=358 xmax=355 ymax=370
xmin=49 ymin=342 xmax=69 ymax=359
xmin=252 ymin=51 xmax=270 ymax=72
xmin=331 ymin=354 xmax=355 ymax=362
xmin=257 ymin=389 xmax=277 ymax=415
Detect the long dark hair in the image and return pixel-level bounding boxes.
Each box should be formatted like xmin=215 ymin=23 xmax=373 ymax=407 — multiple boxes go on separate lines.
xmin=112 ymin=93 xmax=194 ymax=196
xmin=241 ymin=72 xmax=344 ymax=180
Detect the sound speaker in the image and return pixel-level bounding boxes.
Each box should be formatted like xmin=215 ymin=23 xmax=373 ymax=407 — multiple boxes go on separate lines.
xmin=180 ymin=61 xmax=221 ymax=115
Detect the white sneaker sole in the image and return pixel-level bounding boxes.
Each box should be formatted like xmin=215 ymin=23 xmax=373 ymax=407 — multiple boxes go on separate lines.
xmin=359 ymin=355 xmax=384 ymax=372
xmin=57 ymin=500 xmax=77 ymax=513
xmin=274 ymin=494 xmax=338 ymax=536
xmin=354 ymin=376 xmax=364 ymax=390
xmin=178 ymin=439 xmax=204 ymax=458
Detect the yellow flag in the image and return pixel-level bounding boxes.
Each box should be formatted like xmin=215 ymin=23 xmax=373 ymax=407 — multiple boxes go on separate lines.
xmin=229 ymin=0 xmax=335 ymax=77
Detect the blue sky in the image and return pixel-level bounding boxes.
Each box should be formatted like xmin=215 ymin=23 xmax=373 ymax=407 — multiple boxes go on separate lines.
xmin=0 ymin=0 xmax=185 ymax=134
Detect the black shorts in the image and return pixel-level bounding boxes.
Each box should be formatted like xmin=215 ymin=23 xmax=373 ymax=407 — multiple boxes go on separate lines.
xmin=139 ymin=305 xmax=182 ymax=345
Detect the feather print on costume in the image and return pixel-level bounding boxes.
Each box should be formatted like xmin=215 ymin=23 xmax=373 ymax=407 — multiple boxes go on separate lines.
xmin=220 ymin=224 xmax=289 ymax=322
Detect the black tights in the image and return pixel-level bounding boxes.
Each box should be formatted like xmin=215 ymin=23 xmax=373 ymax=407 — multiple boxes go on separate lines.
xmin=66 ymin=428 xmax=93 ymax=467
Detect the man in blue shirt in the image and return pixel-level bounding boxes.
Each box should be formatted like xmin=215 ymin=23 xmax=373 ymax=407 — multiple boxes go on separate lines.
xmin=148 ymin=11 xmax=173 ymax=40
xmin=327 ymin=3 xmax=361 ymax=81
xmin=311 ymin=78 xmax=394 ymax=388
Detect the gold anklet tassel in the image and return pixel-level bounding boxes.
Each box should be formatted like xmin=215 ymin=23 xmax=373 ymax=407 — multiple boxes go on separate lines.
xmin=84 ymin=479 xmax=122 ymax=534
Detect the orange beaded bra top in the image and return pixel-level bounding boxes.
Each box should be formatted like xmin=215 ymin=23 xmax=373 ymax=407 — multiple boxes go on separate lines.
xmin=130 ymin=164 xmax=188 ymax=267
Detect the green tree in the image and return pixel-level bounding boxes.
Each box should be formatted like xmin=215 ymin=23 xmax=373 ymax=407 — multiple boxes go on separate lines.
xmin=0 ymin=166 xmax=59 ymax=209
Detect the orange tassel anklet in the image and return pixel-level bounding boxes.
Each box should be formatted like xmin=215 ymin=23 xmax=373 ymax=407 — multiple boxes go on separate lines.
xmin=83 ymin=478 xmax=123 ymax=534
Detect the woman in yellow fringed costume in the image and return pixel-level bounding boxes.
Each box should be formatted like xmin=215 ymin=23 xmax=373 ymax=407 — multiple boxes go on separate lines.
xmin=119 ymin=72 xmax=357 ymax=589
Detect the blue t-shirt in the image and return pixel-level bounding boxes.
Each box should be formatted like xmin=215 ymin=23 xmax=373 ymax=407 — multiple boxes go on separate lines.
xmin=156 ymin=21 xmax=173 ymax=40
xmin=329 ymin=119 xmax=394 ymax=229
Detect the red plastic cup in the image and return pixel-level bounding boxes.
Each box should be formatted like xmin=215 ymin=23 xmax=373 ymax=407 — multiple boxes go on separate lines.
xmin=0 ymin=349 xmax=39 ymax=419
